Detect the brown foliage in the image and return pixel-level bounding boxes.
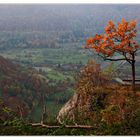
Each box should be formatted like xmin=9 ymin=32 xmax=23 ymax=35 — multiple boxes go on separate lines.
xmin=74 ymin=60 xmax=140 ymax=125
xmin=76 ymin=59 xmax=110 ymax=95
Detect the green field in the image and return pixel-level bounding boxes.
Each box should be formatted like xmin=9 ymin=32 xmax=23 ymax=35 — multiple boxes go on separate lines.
xmin=0 ymin=42 xmax=93 ymax=66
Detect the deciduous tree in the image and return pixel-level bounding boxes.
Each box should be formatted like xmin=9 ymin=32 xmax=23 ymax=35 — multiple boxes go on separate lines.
xmin=85 ymin=19 xmax=139 ymax=91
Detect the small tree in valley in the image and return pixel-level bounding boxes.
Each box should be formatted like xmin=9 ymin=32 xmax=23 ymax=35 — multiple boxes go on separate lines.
xmin=85 ymin=19 xmax=139 ymax=91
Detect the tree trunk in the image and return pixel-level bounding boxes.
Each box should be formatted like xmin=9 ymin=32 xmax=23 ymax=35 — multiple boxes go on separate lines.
xmin=132 ymin=54 xmax=135 ymax=92
xmin=41 ymin=105 xmax=46 ymax=125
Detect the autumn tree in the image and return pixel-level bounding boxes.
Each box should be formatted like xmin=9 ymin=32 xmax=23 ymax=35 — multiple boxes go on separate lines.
xmin=85 ymin=19 xmax=139 ymax=91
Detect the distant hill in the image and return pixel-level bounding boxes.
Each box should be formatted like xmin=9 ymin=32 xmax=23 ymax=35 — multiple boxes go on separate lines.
xmin=0 ymin=56 xmax=48 ymax=119
xmin=0 ymin=4 xmax=140 ymax=35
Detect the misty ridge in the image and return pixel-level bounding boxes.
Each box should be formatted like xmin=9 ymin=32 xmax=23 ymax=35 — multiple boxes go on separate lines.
xmin=0 ymin=4 xmax=139 ymax=33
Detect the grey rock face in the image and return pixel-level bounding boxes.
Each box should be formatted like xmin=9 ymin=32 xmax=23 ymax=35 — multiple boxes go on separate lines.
xmin=57 ymin=93 xmax=80 ymax=124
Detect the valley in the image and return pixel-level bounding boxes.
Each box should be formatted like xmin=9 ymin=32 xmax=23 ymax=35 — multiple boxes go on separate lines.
xmin=0 ymin=4 xmax=140 ymax=135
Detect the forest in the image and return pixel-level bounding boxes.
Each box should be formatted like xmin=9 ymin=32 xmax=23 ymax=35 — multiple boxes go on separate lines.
xmin=0 ymin=4 xmax=140 ymax=135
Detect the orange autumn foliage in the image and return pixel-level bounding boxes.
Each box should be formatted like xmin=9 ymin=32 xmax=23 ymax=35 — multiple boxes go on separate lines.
xmin=85 ymin=18 xmax=139 ymax=57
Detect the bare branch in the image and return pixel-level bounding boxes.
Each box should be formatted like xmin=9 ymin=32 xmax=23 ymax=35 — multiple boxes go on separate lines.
xmin=30 ymin=123 xmax=94 ymax=129
xmin=104 ymin=58 xmax=130 ymax=61
xmin=122 ymin=52 xmax=132 ymax=64
xmin=97 ymin=53 xmax=132 ymax=62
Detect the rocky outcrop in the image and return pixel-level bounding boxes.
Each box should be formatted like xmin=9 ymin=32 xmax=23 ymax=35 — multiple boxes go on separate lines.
xmin=57 ymin=61 xmax=110 ymax=125
xmin=57 ymin=92 xmax=93 ymax=124
xmin=57 ymin=93 xmax=80 ymax=124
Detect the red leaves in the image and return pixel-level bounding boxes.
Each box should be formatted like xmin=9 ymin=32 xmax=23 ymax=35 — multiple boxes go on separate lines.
xmin=134 ymin=45 xmax=139 ymax=49
xmin=85 ymin=37 xmax=94 ymax=49
xmin=85 ymin=18 xmax=139 ymax=57
xmin=86 ymin=37 xmax=94 ymax=45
